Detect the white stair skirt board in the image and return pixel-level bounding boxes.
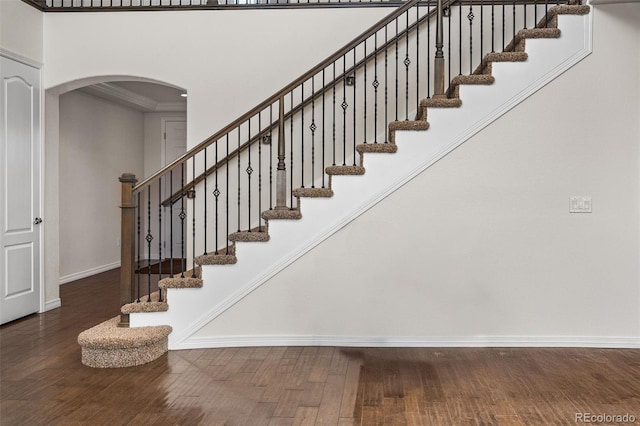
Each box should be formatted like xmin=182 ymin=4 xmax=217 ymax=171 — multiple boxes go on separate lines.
xmin=131 ymin=14 xmax=592 ymax=350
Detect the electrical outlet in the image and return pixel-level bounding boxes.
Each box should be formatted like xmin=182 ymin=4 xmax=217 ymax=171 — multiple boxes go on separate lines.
xmin=570 ymin=196 xmax=592 ymax=213
xmin=117 ymin=237 xmax=121 ymax=247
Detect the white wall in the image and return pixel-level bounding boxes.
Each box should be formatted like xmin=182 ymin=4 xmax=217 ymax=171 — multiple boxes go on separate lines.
xmin=43 ymin=8 xmax=390 ymax=149
xmin=58 ymin=91 xmax=145 ymax=281
xmin=195 ymin=3 xmax=640 ymax=343
xmin=0 ymin=0 xmax=43 ymax=63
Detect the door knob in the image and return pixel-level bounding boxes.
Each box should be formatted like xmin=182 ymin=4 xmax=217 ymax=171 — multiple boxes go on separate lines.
xmin=34 ymin=217 xmax=42 ymax=225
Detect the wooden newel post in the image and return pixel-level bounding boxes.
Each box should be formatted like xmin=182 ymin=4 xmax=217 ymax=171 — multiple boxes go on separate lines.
xmin=433 ymin=0 xmax=446 ymax=99
xmin=118 ymin=173 xmax=137 ymax=328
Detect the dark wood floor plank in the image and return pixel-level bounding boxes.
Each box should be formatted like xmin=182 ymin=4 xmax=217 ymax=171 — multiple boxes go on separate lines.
xmin=2 ymin=269 xmax=639 ymax=425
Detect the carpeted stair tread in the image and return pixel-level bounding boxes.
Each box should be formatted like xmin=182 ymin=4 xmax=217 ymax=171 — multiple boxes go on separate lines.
xmin=451 ymin=74 xmax=495 ymax=85
xmin=172 ymin=267 xmax=201 ymax=279
xmin=229 ymin=226 xmax=270 ymax=242
xmin=356 ymin=143 xmax=398 ymax=154
xmin=159 ymin=276 xmax=203 ymax=289
xmin=292 ymin=187 xmax=334 ymax=198
xmin=538 ymin=5 xmax=590 ymax=30
xmin=503 ymin=28 xmax=562 ymax=53
xmin=77 ymin=317 xmax=172 ymax=368
xmin=262 ymin=208 xmax=302 ymax=221
xmin=389 ymin=120 xmax=429 ymax=132
xmin=420 ymin=98 xmax=462 ymax=108
xmin=326 ymin=165 xmax=366 ymax=176
xmin=121 ymin=291 xmax=168 ymax=314
xmin=195 ymin=252 xmax=237 ymax=265
xmin=484 ymin=51 xmax=528 ymax=63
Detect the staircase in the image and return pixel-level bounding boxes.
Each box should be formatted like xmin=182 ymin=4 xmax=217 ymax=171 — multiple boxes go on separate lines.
xmin=78 ymin=1 xmax=591 ymax=367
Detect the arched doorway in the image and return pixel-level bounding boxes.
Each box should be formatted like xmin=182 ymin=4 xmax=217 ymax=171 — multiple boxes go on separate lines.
xmin=44 ymin=76 xmax=187 ymax=306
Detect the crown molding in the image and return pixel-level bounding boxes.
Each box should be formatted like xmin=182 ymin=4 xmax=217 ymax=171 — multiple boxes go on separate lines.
xmin=79 ymin=82 xmax=186 ymax=112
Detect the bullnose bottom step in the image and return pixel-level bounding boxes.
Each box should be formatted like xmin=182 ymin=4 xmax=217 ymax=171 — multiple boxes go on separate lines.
xmin=77 ymin=317 xmax=172 ymax=368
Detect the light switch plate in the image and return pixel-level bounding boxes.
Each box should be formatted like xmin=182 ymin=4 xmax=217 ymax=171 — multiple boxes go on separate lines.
xmin=570 ymin=196 xmax=592 ymax=213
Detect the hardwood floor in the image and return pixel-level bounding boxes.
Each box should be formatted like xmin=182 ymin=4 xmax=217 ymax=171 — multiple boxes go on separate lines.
xmin=1 ymin=269 xmax=639 ymax=425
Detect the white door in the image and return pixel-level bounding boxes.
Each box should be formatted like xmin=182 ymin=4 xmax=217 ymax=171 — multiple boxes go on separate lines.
xmin=0 ymin=56 xmax=42 ymax=324
xmin=163 ymin=120 xmax=186 ymax=259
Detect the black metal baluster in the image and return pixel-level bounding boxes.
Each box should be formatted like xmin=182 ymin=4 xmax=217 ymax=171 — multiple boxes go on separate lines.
xmin=448 ymin=2 xmax=452 ymax=84
xmin=492 ymin=0 xmax=495 ymax=53
xmin=469 ymin=0 xmax=474 ymax=74
xmin=395 ymin=17 xmax=399 ymax=121
xmin=237 ymin=126 xmax=241 ymax=232
xmin=352 ymin=49 xmax=356 ymax=165
xmin=158 ymin=178 xmax=162 ymax=293
xmin=311 ymin=77 xmax=316 ymax=187
xmin=136 ymin=192 xmax=141 ymax=302
xmin=503 ymin=0 xmax=506 ymax=50
xmin=180 ymin=163 xmax=185 ymax=277
xmin=384 ymin=25 xmax=388 ymax=142
xmin=322 ymin=69 xmax=326 ymax=187
xmin=226 ymin=134 xmax=230 ymax=254
xmin=214 ymin=142 xmax=219 ymax=255
xmin=191 ymin=157 xmax=196 ymax=278
xmin=169 ymin=170 xmax=173 ymax=280
xmin=524 ymin=0 xmax=528 ymax=29
xmin=404 ymin=10 xmax=410 ymax=120
xmin=459 ymin=0 xmax=463 ymax=75
xmin=146 ymin=185 xmax=152 ymax=300
xmin=427 ymin=6 xmax=431 ymax=98
xmin=258 ymin=113 xmax=262 ymax=231
xmin=545 ymin=0 xmax=549 ymax=28
xmin=203 ymin=148 xmax=207 ymax=255
xmin=513 ymin=0 xmax=516 ymax=42
xmin=247 ymin=119 xmax=252 ymax=231
xmin=333 ymin=63 xmax=337 ymax=166
xmin=416 ymin=2 xmax=419 ymax=110
xmin=342 ymin=55 xmax=347 ymax=166
xmin=374 ymin=32 xmax=379 ymax=143
xmin=535 ymin=0 xmax=538 ymax=29
xmin=301 ymin=83 xmax=305 ymax=187
xmin=480 ymin=0 xmax=484 ymax=64
xmin=363 ymin=40 xmax=367 ymax=144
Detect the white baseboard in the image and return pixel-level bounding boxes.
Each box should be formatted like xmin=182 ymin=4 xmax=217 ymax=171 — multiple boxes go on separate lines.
xmin=59 ymin=261 xmax=120 ymax=285
xmin=42 ymin=298 xmax=62 ymax=312
xmin=178 ymin=335 xmax=640 ymax=350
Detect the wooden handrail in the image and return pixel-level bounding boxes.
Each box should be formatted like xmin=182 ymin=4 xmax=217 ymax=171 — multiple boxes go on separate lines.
xmin=133 ymin=0 xmax=425 ymax=194
xmin=160 ymin=0 xmax=454 ymax=207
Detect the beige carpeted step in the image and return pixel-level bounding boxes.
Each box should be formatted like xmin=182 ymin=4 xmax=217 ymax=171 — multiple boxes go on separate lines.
xmin=173 ymin=266 xmax=201 ymax=279
xmin=388 ymin=120 xmax=430 ymax=143
xmin=292 ymin=187 xmax=334 ymax=198
xmin=540 ymin=4 xmax=591 ymax=29
xmin=356 ymin=143 xmax=398 ymax=154
xmin=159 ymin=276 xmax=203 ymax=289
xmin=121 ymin=291 xmax=168 ymax=314
xmin=77 ymin=317 xmax=172 ymax=368
xmin=195 ymin=252 xmax=237 ymax=265
xmin=262 ymin=208 xmax=302 ymax=221
xmin=229 ymin=226 xmax=270 ymax=242
xmin=326 ymin=165 xmax=366 ymax=176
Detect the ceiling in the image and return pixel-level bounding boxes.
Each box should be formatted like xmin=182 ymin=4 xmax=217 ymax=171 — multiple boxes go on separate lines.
xmin=80 ymin=81 xmax=187 ymax=113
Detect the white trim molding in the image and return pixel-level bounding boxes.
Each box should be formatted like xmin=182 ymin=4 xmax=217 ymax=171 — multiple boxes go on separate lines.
xmin=59 ymin=261 xmax=120 ymax=285
xmin=0 ymin=48 xmax=43 ymax=69
xmin=42 ymin=298 xmax=62 ymax=312
xmin=180 ymin=335 xmax=640 ymax=350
